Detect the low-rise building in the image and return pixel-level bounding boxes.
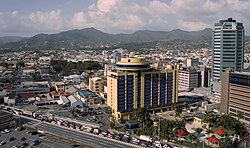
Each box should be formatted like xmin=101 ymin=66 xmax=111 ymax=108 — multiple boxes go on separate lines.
xmin=77 ymin=90 xmax=102 ymax=105
xmin=57 ymin=96 xmax=70 ymax=106
xmin=55 ymin=82 xmax=65 ymax=92
xmin=67 ymin=95 xmax=83 ymax=108
xmin=64 ymin=75 xmax=81 ymax=84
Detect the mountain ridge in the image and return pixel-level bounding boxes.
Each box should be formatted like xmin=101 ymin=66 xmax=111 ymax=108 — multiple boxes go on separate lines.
xmin=0 ymin=27 xmax=249 ymax=51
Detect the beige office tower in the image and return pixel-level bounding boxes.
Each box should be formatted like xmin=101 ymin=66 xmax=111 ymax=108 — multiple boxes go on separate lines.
xmin=107 ymin=57 xmax=178 ymax=121
xmin=221 ymin=69 xmax=250 ymax=123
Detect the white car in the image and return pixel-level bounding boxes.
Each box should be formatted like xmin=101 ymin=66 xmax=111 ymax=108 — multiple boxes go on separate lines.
xmin=0 ymin=131 xmax=5 ymax=134
xmin=4 ymin=129 xmax=10 ymax=133
xmin=15 ymin=127 xmax=21 ymax=131
xmin=0 ymin=141 xmax=6 ymax=145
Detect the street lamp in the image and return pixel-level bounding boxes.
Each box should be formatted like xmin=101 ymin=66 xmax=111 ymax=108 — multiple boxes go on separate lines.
xmin=151 ymin=115 xmax=159 ymax=148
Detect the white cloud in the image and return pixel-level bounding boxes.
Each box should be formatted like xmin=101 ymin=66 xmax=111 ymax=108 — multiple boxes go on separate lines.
xmin=1 ymin=0 xmax=250 ymax=36
xmin=11 ymin=10 xmax=18 ymax=17
xmin=28 ymin=10 xmax=63 ymax=31
xmin=72 ymin=11 xmax=88 ymax=29
xmin=96 ymin=0 xmax=120 ymax=13
xmin=177 ymin=19 xmax=211 ymax=31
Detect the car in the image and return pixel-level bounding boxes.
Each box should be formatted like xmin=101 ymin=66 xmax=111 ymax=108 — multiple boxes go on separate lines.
xmin=4 ymin=129 xmax=10 ymax=133
xmin=9 ymin=137 xmax=16 ymax=142
xmin=0 ymin=131 xmax=5 ymax=134
xmin=31 ymin=140 xmax=40 ymax=146
xmin=114 ymin=135 xmax=121 ymax=141
xmin=72 ymin=144 xmax=81 ymax=147
xmin=31 ymin=131 xmax=38 ymax=135
xmin=20 ymin=142 xmax=28 ymax=148
xmin=0 ymin=141 xmax=6 ymax=146
xmin=21 ymin=137 xmax=26 ymax=141
xmin=15 ymin=127 xmax=21 ymax=131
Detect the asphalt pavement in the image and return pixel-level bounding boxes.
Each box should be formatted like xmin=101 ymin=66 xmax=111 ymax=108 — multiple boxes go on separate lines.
xmin=13 ymin=114 xmax=138 ymax=148
xmin=35 ymin=123 xmax=137 ymax=148
xmin=0 ymin=128 xmax=79 ymax=148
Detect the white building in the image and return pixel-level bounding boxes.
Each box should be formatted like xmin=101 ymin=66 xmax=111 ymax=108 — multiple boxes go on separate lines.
xmin=186 ymin=58 xmax=199 ymax=67
xmin=64 ymin=75 xmax=81 ymax=84
xmin=67 ymin=95 xmax=83 ymax=108
xmin=179 ymin=67 xmax=200 ymax=90
xmin=57 ymin=96 xmax=70 ymax=106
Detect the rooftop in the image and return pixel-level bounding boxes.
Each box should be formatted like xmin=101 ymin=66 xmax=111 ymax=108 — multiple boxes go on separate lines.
xmin=79 ymin=90 xmax=98 ymax=98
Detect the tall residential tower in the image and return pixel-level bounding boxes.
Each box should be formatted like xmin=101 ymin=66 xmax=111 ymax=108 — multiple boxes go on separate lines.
xmin=212 ymin=18 xmax=244 ymax=80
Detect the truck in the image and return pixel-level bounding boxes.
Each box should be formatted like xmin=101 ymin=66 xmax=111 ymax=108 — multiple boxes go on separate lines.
xmin=93 ymin=128 xmax=100 ymax=134
xmin=37 ymin=130 xmax=45 ymax=134
xmin=139 ymin=135 xmax=152 ymax=143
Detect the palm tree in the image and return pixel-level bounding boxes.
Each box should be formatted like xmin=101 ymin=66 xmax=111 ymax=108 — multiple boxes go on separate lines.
xmin=202 ymin=112 xmax=218 ymax=126
xmin=175 ymin=103 xmax=183 ymax=117
xmin=183 ymin=102 xmax=188 ymax=110
xmin=220 ymin=136 xmax=233 ymax=148
xmin=174 ymin=119 xmax=186 ymax=130
xmin=236 ymin=112 xmax=244 ymax=121
xmin=195 ymin=127 xmax=203 ymax=135
xmin=136 ymin=108 xmax=151 ymax=129
xmin=188 ymin=133 xmax=198 ymax=144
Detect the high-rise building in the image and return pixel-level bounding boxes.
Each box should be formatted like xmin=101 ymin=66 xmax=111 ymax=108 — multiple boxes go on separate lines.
xmin=178 ymin=67 xmax=200 ymax=90
xmin=186 ymin=58 xmax=199 ymax=67
xmin=107 ymin=57 xmax=178 ymax=121
xmin=212 ymin=18 xmax=244 ymax=81
xmin=200 ymin=66 xmax=211 ymax=87
xmin=89 ymin=77 xmax=103 ymax=94
xmin=221 ymin=69 xmax=250 ymax=123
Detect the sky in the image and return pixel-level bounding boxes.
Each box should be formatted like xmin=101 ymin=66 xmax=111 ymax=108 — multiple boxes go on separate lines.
xmin=0 ymin=0 xmax=250 ymax=37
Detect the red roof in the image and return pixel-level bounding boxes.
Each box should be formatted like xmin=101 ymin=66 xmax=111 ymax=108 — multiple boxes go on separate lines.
xmin=18 ymin=93 xmax=36 ymax=98
xmin=215 ymin=127 xmax=226 ymax=136
xmin=207 ymin=135 xmax=219 ymax=143
xmin=175 ymin=128 xmax=189 ymax=137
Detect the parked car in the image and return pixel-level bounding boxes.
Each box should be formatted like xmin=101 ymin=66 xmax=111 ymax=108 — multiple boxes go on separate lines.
xmin=31 ymin=140 xmax=40 ymax=146
xmin=9 ymin=137 xmax=16 ymax=142
xmin=21 ymin=137 xmax=26 ymax=141
xmin=20 ymin=142 xmax=28 ymax=148
xmin=0 ymin=141 xmax=6 ymax=145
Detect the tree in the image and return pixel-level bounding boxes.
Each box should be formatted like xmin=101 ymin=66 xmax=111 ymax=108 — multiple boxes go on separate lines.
xmin=109 ymin=116 xmax=116 ymax=129
xmin=220 ymin=136 xmax=233 ymax=148
xmin=219 ymin=114 xmax=248 ymax=137
xmin=175 ymin=104 xmax=184 ymax=117
xmin=236 ymin=112 xmax=244 ymax=121
xmin=195 ymin=127 xmax=203 ymax=135
xmin=135 ymin=108 xmax=151 ymax=129
xmin=188 ymin=133 xmax=198 ymax=144
xmin=202 ymin=112 xmax=218 ymax=126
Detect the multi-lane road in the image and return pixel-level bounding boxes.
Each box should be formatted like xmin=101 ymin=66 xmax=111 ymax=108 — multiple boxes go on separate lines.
xmin=15 ymin=114 xmax=139 ymax=148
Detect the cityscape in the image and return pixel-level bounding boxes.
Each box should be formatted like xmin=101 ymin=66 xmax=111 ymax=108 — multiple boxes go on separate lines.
xmin=0 ymin=0 xmax=250 ymax=148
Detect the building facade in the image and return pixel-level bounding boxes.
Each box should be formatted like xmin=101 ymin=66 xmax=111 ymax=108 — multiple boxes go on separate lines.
xmin=107 ymin=57 xmax=178 ymax=121
xmin=178 ymin=67 xmax=200 ymax=90
xmin=212 ymin=18 xmax=244 ymax=81
xmin=186 ymin=58 xmax=199 ymax=67
xmin=89 ymin=77 xmax=103 ymax=94
xmin=221 ymin=70 xmax=250 ymax=123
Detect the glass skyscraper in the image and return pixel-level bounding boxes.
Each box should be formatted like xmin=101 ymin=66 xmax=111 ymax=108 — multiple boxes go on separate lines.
xmin=212 ymin=18 xmax=244 ymax=80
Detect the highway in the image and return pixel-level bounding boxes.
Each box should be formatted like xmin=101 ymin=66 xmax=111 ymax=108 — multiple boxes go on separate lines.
xmin=35 ymin=123 xmax=136 ymax=148
xmin=13 ymin=114 xmax=138 ymax=148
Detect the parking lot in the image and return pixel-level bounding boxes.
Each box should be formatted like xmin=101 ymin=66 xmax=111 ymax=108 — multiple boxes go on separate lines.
xmin=0 ymin=127 xmax=89 ymax=148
